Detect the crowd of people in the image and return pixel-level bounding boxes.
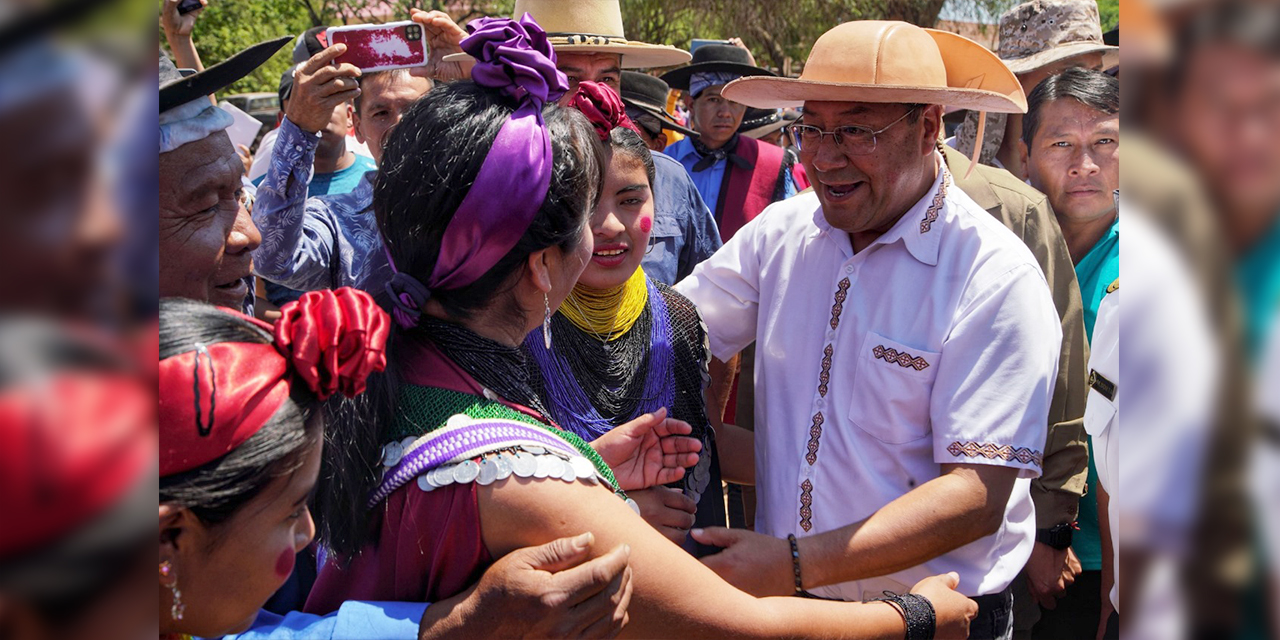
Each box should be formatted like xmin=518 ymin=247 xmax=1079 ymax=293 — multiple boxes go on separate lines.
xmin=143 ymin=0 xmax=1280 ymax=639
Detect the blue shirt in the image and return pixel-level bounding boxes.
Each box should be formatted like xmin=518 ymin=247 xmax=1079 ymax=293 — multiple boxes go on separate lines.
xmin=645 ymin=151 xmax=723 ymax=285
xmin=665 ymin=136 xmax=798 ymax=228
xmin=252 ymin=119 xmax=390 ymax=298
xmin=1071 ymin=214 xmax=1120 ymax=572
xmin=1237 ymin=213 xmax=1280 ymax=354
xmin=216 ymin=601 xmax=427 ymax=640
xmin=1075 ymin=215 xmax=1121 ymax=341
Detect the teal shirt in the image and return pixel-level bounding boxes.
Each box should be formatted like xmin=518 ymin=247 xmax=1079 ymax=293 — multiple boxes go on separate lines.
xmin=1237 ymin=215 xmax=1280 ymax=356
xmin=1072 ymin=215 xmax=1119 ymax=572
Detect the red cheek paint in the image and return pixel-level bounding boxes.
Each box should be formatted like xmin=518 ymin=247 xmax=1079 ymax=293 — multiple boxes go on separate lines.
xmin=274 ymin=548 xmax=296 ymax=579
xmin=639 ymin=216 xmax=652 ymax=233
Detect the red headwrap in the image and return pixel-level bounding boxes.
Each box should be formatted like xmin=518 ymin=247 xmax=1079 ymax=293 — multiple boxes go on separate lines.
xmin=159 ymin=288 xmax=389 ymax=477
xmin=0 ymin=371 xmax=154 ymax=558
xmin=568 ymin=81 xmax=642 ymax=141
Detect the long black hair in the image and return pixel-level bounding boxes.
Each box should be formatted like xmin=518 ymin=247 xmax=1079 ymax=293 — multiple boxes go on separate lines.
xmin=317 ymin=80 xmax=604 ymax=557
xmin=159 ymin=298 xmax=322 ymax=529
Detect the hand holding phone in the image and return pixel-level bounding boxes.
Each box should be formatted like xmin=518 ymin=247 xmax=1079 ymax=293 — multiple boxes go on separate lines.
xmin=326 ymin=21 xmax=428 ymax=72
xmin=176 ymin=0 xmax=204 ymax=15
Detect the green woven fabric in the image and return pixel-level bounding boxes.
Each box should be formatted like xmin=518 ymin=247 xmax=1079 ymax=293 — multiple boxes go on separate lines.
xmin=389 ymin=385 xmax=624 ymax=497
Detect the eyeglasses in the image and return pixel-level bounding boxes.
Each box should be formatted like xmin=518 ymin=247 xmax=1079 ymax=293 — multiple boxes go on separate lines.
xmin=786 ymin=107 xmax=919 ymax=155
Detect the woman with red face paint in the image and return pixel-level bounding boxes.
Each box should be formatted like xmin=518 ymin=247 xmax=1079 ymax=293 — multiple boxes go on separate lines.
xmin=522 ymin=81 xmax=733 ymax=554
xmin=158 ymin=289 xmax=641 ymax=640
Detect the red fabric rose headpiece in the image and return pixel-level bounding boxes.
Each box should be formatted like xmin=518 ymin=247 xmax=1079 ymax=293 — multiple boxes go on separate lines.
xmin=569 ymin=81 xmax=641 ymax=141
xmin=159 ymin=288 xmax=389 ymax=477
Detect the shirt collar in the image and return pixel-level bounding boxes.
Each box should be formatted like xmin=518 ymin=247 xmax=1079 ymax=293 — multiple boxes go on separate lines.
xmin=812 ymin=153 xmax=947 ymax=267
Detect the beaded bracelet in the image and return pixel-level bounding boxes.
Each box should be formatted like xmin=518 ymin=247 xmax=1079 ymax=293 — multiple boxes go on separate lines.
xmin=786 ymin=534 xmax=804 ymax=594
xmin=882 ymin=592 xmax=936 ymax=640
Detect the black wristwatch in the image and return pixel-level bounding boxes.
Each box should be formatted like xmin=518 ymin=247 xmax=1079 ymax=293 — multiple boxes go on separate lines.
xmin=1036 ymin=522 xmax=1076 ymax=550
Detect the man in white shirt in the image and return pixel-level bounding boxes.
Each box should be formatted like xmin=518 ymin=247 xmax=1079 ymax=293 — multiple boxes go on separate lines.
xmin=677 ymin=21 xmax=1061 ymax=639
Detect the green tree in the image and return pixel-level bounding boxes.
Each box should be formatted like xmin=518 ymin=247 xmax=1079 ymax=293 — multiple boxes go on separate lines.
xmin=162 ymin=0 xmax=312 ymax=95
xmin=1097 ymin=0 xmax=1118 ymax=31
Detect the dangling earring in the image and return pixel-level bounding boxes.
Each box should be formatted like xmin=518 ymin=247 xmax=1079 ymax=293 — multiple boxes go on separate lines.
xmin=160 ymin=559 xmax=185 ymax=621
xmin=543 ymin=293 xmax=552 ymax=349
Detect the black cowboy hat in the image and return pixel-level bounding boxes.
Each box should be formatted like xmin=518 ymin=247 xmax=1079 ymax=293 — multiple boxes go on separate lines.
xmin=620 ymin=71 xmax=698 ymax=138
xmin=659 ymin=44 xmax=775 ymax=93
xmin=160 ymin=35 xmax=292 ymax=113
xmin=738 ymin=106 xmax=798 ymax=139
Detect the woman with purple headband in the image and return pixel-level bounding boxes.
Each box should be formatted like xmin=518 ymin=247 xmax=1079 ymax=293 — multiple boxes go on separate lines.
xmin=310 ymin=15 xmax=976 ymax=638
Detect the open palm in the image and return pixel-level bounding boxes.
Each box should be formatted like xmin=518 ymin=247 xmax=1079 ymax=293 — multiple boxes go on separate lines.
xmin=590 ymin=408 xmax=701 ymax=491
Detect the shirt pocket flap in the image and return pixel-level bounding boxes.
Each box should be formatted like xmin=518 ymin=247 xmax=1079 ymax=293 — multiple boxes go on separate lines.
xmin=849 ymin=332 xmax=942 ymax=444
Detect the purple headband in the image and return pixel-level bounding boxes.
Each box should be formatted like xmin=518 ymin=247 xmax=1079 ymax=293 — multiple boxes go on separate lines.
xmin=385 ymin=13 xmax=569 ymax=328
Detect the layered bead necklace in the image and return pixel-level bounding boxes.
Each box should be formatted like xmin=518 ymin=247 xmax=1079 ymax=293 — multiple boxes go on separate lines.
xmin=526 ymin=268 xmax=675 ymax=442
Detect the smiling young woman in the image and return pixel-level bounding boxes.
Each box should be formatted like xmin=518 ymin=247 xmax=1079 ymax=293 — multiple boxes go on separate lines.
xmin=523 ymin=85 xmax=728 ymax=551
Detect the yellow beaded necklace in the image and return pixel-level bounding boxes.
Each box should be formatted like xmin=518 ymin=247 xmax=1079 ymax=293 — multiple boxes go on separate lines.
xmin=561 ymin=268 xmax=648 ymax=342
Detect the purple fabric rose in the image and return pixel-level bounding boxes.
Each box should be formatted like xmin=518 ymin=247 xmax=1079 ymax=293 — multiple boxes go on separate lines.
xmin=462 ymin=13 xmax=569 ymax=107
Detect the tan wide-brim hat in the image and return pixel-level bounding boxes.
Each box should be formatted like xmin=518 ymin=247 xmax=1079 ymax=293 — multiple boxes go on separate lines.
xmin=443 ymin=0 xmax=691 ymax=69
xmin=721 ymin=21 xmax=1027 ymax=114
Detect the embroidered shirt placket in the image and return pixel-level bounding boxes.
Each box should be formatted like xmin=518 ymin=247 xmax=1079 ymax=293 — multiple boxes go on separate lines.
xmin=799 ymin=276 xmax=850 ymax=532
xmin=798 ymin=170 xmax=950 ymax=533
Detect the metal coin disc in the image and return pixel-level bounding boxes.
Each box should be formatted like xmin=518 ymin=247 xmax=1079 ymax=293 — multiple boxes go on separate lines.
xmin=512 ymin=452 xmax=537 ymax=477
xmin=416 ymin=474 xmax=435 ymax=492
xmin=430 ymin=465 xmax=453 ymax=487
xmin=382 ymin=440 xmax=404 ymax=467
xmin=626 ymin=498 xmax=640 ymax=515
xmin=559 ymin=460 xmax=577 ymax=482
xmin=570 ymin=456 xmax=596 ymax=479
xmin=446 ymin=414 xmax=471 ymax=429
xmin=453 ymin=459 xmax=481 ymax=484
xmin=477 ymin=457 xmax=499 ymax=485
xmin=533 ymin=455 xmax=552 ymax=479
xmin=494 ymin=453 xmax=514 ymax=479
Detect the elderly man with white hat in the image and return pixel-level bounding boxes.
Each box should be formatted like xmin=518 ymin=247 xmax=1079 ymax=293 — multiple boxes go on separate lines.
xmin=418 ymin=0 xmax=723 ymax=286
xmin=676 ymin=21 xmax=1061 ymax=639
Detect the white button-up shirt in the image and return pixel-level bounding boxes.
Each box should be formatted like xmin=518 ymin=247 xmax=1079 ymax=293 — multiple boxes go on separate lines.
xmin=677 ymin=159 xmax=1061 ymax=598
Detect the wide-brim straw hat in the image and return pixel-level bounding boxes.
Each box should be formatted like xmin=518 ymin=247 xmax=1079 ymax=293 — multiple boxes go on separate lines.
xmin=997 ymin=0 xmax=1118 ymax=75
xmin=443 ymin=0 xmax=690 ymax=69
xmin=720 ymin=21 xmax=1027 ymax=115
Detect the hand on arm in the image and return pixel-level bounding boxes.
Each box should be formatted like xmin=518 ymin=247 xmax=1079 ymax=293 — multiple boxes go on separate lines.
xmin=589 ymin=408 xmax=701 ymax=491
xmin=695 ymin=464 xmax=1018 ymax=595
xmin=419 ymin=532 xmax=633 ymax=639
xmin=630 ymin=486 xmax=697 ymax=545
xmin=477 ymin=468 xmax=926 ymax=639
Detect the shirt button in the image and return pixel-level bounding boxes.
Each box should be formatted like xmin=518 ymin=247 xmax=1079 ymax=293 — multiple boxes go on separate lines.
xmin=844 ymin=265 xmax=854 ymax=275
xmin=294 ymin=145 xmax=303 ymax=151
xmin=815 ymin=398 xmax=826 ymax=409
xmin=802 ymin=464 xmax=813 ymax=477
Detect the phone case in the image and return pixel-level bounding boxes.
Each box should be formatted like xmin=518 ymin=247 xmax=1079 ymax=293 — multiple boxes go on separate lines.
xmin=326 ymin=21 xmax=428 ymax=72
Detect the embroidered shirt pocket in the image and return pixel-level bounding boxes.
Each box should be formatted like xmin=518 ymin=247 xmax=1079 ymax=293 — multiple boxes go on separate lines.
xmin=849 ymin=332 xmax=941 ymax=444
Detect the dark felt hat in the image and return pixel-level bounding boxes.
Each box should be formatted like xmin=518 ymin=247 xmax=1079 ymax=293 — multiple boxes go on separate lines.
xmin=160 ymin=35 xmax=292 ymax=113
xmin=659 ymin=44 xmax=775 ymax=92
xmin=619 ymin=71 xmax=698 ymax=137
xmin=738 ymin=106 xmax=797 ymax=139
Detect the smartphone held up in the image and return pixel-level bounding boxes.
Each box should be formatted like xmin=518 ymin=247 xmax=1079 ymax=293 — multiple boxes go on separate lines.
xmin=326 ymin=21 xmax=428 ymax=72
